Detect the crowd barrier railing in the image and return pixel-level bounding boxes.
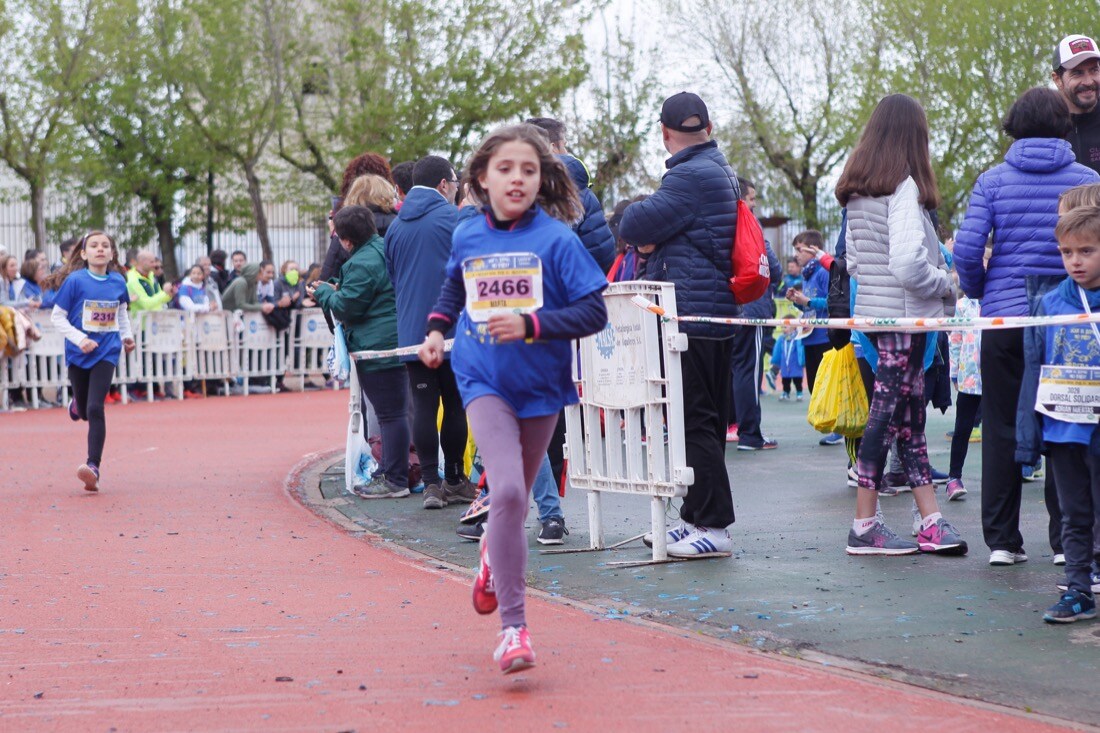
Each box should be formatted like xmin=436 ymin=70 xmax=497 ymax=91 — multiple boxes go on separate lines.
xmin=1 ymin=307 xmax=337 ymax=407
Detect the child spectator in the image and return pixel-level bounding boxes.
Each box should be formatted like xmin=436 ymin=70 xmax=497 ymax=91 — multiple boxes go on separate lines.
xmin=778 ymin=257 xmax=802 ymax=293
xmin=176 ymin=265 xmax=216 ymax=313
xmin=772 ymin=325 xmax=805 ymax=401
xmin=1018 ymin=204 xmax=1100 ymax=622
xmin=946 ymin=286 xmax=981 ymax=500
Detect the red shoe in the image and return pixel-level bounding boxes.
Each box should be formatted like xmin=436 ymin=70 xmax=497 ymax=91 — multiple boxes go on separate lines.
xmin=103 ymin=392 xmax=120 ymax=404
xmin=472 ymin=530 xmax=497 ymax=615
xmin=493 ymin=626 xmax=535 ymax=674
xmin=725 ymin=424 xmax=739 ymax=443
xmin=184 ymin=390 xmax=204 ymax=399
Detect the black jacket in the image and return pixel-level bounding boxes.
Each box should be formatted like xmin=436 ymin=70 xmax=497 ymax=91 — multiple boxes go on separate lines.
xmin=1069 ymin=106 xmax=1100 ymax=174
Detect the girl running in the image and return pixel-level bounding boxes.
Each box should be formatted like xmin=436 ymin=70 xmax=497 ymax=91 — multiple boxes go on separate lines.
xmin=418 ymin=124 xmax=608 ymax=673
xmin=44 ymin=232 xmax=135 ymax=491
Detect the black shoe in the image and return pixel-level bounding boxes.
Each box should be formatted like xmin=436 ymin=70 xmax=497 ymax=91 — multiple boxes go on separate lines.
xmin=537 ymin=517 xmax=568 ymax=545
xmin=456 ymin=521 xmax=484 ymax=542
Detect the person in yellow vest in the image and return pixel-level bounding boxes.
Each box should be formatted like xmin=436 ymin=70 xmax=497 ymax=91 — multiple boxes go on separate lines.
xmin=126 ymin=251 xmax=175 ymax=312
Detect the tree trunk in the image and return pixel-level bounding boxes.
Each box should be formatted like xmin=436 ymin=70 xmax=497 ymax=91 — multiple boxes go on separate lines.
xmin=29 ymin=182 xmax=47 ymax=252
xmin=243 ymin=161 xmax=273 ymax=263
xmin=801 ymin=179 xmax=820 ymax=232
xmin=150 ymin=194 xmax=179 ymax=281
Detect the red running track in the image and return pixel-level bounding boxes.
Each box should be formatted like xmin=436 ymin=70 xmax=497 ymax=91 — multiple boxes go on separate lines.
xmin=0 ymin=392 xmax=1076 ymax=731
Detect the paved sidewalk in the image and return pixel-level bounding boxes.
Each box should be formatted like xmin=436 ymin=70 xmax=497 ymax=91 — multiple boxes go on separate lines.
xmin=0 ymin=392 xmax=1087 ymax=731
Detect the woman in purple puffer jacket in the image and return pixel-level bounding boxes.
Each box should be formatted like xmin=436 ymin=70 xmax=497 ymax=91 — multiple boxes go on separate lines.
xmin=954 ymin=87 xmax=1099 ymax=567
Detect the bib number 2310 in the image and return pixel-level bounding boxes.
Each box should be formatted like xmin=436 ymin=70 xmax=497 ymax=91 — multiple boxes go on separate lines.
xmin=463 ymin=253 xmax=543 ymax=323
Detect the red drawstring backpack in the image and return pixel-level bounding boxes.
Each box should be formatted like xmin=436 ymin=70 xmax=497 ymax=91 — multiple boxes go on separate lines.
xmin=729 ymin=200 xmax=770 ymax=304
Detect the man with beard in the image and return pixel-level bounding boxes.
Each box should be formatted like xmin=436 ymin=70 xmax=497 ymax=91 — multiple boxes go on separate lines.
xmin=1053 ymin=34 xmax=1100 ymax=173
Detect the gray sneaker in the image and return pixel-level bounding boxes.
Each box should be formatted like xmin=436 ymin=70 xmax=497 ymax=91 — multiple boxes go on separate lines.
xmin=846 ymin=520 xmax=919 ymax=556
xmin=352 ymin=477 xmax=410 ymax=500
xmin=422 ymin=483 xmax=447 ymax=509
xmin=443 ymin=477 xmax=478 ymax=504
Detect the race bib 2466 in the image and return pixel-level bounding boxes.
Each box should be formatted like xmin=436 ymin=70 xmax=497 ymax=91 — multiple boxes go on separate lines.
xmin=462 ymin=253 xmax=543 ymax=323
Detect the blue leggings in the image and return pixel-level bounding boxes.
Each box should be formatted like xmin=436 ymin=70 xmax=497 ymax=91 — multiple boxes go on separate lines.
xmin=466 ymin=395 xmax=558 ymax=629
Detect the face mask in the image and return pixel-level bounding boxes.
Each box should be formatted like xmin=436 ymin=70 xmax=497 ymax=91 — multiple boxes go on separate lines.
xmin=284 ymin=270 xmax=300 ymax=286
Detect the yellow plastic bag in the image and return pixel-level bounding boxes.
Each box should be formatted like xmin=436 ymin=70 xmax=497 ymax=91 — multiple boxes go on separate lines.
xmin=833 ymin=344 xmax=869 ymax=438
xmin=806 ymin=344 xmax=868 ymax=438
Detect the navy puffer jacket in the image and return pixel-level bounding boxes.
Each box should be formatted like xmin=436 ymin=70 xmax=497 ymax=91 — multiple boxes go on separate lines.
xmin=954 ymin=138 xmax=1100 ymax=316
xmin=619 ymin=140 xmax=739 ymax=339
xmin=559 ymin=154 xmax=616 ymax=273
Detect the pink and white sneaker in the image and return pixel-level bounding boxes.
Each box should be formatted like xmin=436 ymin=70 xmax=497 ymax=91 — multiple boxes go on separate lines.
xmin=472 ymin=529 xmax=497 ymax=615
xmin=493 ymin=626 xmax=535 ymax=674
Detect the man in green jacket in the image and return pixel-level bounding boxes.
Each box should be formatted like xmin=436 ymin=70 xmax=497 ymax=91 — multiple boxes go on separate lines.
xmin=220 ymin=263 xmax=269 ymax=313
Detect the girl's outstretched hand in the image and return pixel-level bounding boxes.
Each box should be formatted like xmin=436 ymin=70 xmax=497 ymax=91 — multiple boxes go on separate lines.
xmin=487 ymin=313 xmax=525 ymax=343
xmin=419 ymin=331 xmax=445 ymax=369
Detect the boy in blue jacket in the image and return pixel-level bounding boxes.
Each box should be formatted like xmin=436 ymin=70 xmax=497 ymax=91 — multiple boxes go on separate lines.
xmin=1019 ymin=205 xmax=1100 ymax=623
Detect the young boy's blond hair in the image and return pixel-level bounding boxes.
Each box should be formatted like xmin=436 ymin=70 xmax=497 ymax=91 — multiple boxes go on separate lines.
xmin=1058 ymin=183 xmax=1100 ymax=213
xmin=1055 ymin=205 xmax=1100 ymax=244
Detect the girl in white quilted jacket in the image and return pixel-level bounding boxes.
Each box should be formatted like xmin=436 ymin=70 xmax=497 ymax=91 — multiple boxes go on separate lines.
xmin=834 ymin=94 xmax=968 ymax=557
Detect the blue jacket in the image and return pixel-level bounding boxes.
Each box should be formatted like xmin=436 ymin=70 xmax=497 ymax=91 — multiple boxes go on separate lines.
xmin=772 ymin=334 xmax=805 ymax=378
xmin=955 ymin=138 xmax=1100 ymax=316
xmin=797 ymin=259 xmax=831 ymax=345
xmin=1017 ymin=277 xmax=1100 ymax=463
xmin=384 ymin=186 xmax=458 ymax=360
xmin=560 ymin=154 xmax=615 ymax=272
xmin=741 ymin=240 xmax=781 ymax=319
xmin=619 ymin=140 xmax=739 ymax=339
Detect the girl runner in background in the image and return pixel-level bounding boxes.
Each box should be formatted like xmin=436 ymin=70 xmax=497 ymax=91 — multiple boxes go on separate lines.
xmin=44 ymin=232 xmax=135 ymax=491
xmin=419 ymin=124 xmax=607 ymax=673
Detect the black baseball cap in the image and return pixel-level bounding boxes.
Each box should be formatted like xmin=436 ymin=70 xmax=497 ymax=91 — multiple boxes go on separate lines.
xmin=660 ymin=92 xmax=710 ymax=133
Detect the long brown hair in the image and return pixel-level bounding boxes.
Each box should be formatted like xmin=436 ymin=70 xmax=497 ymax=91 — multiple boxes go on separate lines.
xmin=463 ymin=123 xmax=582 ymax=223
xmin=41 ymin=231 xmax=124 ymax=291
xmin=835 ymin=94 xmax=940 ymax=209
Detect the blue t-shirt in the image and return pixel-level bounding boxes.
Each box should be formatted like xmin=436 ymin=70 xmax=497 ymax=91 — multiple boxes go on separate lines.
xmin=447 ymin=208 xmax=607 ymax=418
xmin=177 ymin=281 xmax=208 ymax=308
xmin=53 ymin=269 xmax=130 ymax=369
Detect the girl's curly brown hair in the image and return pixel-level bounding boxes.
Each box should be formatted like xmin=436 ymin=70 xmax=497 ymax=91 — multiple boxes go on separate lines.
xmin=463 ymin=124 xmax=582 ymax=224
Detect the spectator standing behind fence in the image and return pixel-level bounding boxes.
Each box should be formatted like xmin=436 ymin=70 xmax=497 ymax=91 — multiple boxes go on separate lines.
xmin=0 ymin=254 xmax=37 ymax=311
xmin=772 ymin=325 xmax=805 ymax=401
xmin=196 ymin=255 xmax=223 ymax=310
xmin=51 ymin=237 xmax=77 ymax=274
xmin=20 ymin=258 xmax=53 ymax=308
xmin=384 ymin=155 xmax=477 ymax=510
xmin=954 ymin=87 xmax=1100 ymax=567
xmin=310 ymin=205 xmax=410 ymax=499
xmin=126 ymin=251 xmax=175 ymax=313
xmin=321 ymin=153 xmax=394 ymax=281
xmin=220 ymin=264 xmax=266 ymax=314
xmin=45 ymin=232 xmax=135 ymax=492
xmin=619 ymin=91 xmax=740 ymax=560
xmin=836 ymin=93 xmax=966 ymax=557
xmin=176 ymin=265 xmax=216 ymax=313
xmin=418 ymin=123 xmax=607 ymax=674
xmin=279 ymin=260 xmax=306 ymax=309
xmin=209 ymin=250 xmax=231 ymax=293
xmin=1017 ymin=205 xmax=1100 ymax=623
xmin=229 ymin=251 xmax=247 ymax=284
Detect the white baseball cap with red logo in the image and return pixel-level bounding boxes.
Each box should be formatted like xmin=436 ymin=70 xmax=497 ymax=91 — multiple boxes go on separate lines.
xmin=1054 ymin=34 xmax=1100 ymax=71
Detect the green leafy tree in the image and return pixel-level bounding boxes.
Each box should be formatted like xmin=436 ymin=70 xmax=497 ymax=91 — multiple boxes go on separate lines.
xmin=277 ymin=0 xmax=589 ymax=192
xmin=0 ymin=0 xmax=109 ymax=250
xmin=876 ymin=0 xmax=1097 ymax=224
xmin=167 ymin=0 xmax=300 ymax=262
xmin=668 ymin=0 xmax=885 ymax=230
xmin=66 ymin=0 xmax=214 ymax=279
xmin=567 ymin=12 xmax=661 ymax=204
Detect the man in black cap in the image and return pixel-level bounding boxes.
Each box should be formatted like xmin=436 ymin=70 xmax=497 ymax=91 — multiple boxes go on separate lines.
xmin=619 ymin=91 xmax=741 ymax=560
xmin=1053 ymin=33 xmax=1100 ymax=173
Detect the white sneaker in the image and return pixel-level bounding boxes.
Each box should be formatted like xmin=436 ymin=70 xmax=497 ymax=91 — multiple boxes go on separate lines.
xmin=910 ymin=501 xmax=921 ymax=537
xmin=642 ymin=521 xmax=693 ymax=548
xmin=989 ymin=550 xmax=1029 ymax=566
xmin=666 ymin=526 xmax=733 ymax=559
xmin=1053 ymin=553 xmax=1066 ymax=566
xmin=846 ymin=466 xmax=858 ymax=488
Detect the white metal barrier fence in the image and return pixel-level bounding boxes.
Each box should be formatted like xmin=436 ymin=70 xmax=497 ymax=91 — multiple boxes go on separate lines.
xmin=1 ymin=308 xmax=336 ymax=408
xmin=564 ymin=282 xmax=692 ymax=564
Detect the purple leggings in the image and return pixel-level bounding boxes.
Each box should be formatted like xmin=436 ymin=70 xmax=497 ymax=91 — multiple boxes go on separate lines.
xmin=466 ymin=395 xmax=558 ymax=629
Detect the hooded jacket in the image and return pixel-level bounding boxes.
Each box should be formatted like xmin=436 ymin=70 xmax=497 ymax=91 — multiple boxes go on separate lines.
xmin=1017 ymin=276 xmax=1100 ymax=463
xmin=1068 ymin=105 xmax=1100 ymax=175
xmin=220 ymin=263 xmax=261 ymax=311
xmin=618 ymin=140 xmax=740 ymax=339
xmin=315 ymin=234 xmax=398 ymax=373
xmin=559 ymin=154 xmax=616 ymax=272
xmin=126 ymin=267 xmax=171 ymax=312
xmin=954 ymin=138 xmax=1100 ymax=316
xmin=384 ymin=186 xmax=458 ymax=361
